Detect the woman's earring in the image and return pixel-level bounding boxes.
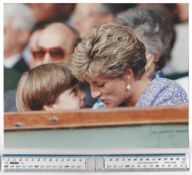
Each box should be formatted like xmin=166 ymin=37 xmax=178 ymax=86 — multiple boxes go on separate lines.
xmin=126 ymin=84 xmax=131 ymax=91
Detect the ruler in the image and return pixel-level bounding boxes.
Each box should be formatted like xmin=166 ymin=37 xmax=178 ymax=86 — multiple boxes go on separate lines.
xmin=0 ymin=153 xmax=189 ymax=172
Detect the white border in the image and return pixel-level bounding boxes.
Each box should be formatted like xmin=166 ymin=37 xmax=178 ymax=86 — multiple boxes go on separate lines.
xmin=0 ymin=1 xmax=4 ymax=155
xmin=1 ymin=0 xmax=191 ymax=174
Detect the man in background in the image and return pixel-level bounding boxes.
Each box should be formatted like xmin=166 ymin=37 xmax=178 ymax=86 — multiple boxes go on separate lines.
xmin=4 ymin=3 xmax=36 ymax=73
xmin=71 ymin=3 xmax=136 ymax=37
xmin=31 ymin=22 xmax=80 ymax=67
xmin=4 ymin=4 xmax=36 ymax=111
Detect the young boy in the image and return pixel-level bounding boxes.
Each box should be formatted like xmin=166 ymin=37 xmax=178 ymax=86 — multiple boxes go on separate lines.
xmin=16 ymin=62 xmax=85 ymax=111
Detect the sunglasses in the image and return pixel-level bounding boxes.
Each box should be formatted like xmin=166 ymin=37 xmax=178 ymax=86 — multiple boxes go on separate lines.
xmin=32 ymin=47 xmax=65 ymax=61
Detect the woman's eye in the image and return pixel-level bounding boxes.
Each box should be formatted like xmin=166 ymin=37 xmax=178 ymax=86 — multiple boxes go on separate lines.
xmin=69 ymin=88 xmax=77 ymax=96
xmin=96 ymin=83 xmax=105 ymax=87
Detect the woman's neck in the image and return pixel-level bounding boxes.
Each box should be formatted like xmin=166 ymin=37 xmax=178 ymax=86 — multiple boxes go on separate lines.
xmin=127 ymin=77 xmax=151 ymax=107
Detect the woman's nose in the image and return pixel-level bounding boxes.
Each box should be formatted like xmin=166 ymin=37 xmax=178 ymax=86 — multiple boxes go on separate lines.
xmin=91 ymin=88 xmax=101 ymax=98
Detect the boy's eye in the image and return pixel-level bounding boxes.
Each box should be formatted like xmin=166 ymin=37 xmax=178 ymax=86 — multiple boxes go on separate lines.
xmin=71 ymin=87 xmax=78 ymax=96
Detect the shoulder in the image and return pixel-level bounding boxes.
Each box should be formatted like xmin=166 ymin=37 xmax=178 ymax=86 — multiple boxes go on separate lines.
xmin=149 ymin=78 xmax=188 ymax=106
xmin=150 ymin=78 xmax=183 ymax=90
xmin=136 ymin=78 xmax=188 ymax=107
xmin=149 ymin=78 xmax=188 ymax=92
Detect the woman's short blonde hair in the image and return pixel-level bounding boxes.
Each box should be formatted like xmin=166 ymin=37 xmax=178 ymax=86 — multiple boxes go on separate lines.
xmin=71 ymin=23 xmax=147 ymax=81
xmin=16 ymin=62 xmax=78 ymax=112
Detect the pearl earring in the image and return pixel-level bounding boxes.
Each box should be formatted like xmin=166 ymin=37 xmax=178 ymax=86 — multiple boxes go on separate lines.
xmin=126 ymin=84 xmax=131 ymax=91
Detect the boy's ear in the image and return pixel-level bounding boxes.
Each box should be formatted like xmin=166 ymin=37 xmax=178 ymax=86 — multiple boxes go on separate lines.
xmin=43 ymin=105 xmax=54 ymax=111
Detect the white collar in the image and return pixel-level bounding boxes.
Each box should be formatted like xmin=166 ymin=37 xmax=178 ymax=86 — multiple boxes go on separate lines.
xmin=4 ymin=54 xmax=21 ymax=68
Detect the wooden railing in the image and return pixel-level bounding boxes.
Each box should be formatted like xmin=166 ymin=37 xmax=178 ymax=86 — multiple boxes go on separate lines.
xmin=4 ymin=105 xmax=188 ymax=131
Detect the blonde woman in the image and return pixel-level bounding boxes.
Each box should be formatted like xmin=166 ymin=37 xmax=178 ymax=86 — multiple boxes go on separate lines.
xmin=16 ymin=63 xmax=85 ymax=111
xmin=71 ymin=23 xmax=188 ymax=108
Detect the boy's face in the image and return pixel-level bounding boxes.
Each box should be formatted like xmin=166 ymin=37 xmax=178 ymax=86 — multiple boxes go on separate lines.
xmin=52 ymin=85 xmax=86 ymax=110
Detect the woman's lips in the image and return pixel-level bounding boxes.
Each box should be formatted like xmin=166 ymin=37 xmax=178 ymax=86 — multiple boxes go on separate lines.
xmin=101 ymin=99 xmax=109 ymax=105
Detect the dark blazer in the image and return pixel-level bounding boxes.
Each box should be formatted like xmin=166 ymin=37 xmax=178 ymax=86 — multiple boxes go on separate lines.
xmin=4 ymin=89 xmax=17 ymax=112
xmin=13 ymin=57 xmax=29 ymax=73
xmin=4 ymin=57 xmax=28 ymax=112
xmin=4 ymin=57 xmax=29 ymax=91
xmin=4 ymin=67 xmax=21 ymax=92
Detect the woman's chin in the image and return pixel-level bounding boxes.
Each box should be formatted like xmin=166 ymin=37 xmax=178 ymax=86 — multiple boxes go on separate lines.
xmin=105 ymin=103 xmax=115 ymax=108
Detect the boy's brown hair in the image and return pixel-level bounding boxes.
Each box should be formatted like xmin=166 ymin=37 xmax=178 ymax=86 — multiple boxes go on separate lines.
xmin=16 ymin=62 xmax=78 ymax=111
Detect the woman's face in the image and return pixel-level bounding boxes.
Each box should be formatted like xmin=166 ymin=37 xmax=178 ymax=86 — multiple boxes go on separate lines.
xmin=51 ymin=85 xmax=86 ymax=110
xmin=87 ymin=76 xmax=128 ymax=108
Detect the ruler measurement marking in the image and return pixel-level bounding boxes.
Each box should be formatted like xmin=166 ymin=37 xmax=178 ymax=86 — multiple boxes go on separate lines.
xmin=1 ymin=153 xmax=189 ymax=172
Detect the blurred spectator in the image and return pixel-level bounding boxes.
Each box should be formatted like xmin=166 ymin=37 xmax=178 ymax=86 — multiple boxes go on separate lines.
xmin=135 ymin=3 xmax=189 ymax=77
xmin=163 ymin=23 xmax=189 ymax=76
xmin=116 ymin=8 xmax=176 ymax=80
xmin=27 ymin=27 xmax=44 ymax=68
xmin=71 ymin=3 xmax=136 ymax=37
xmin=22 ymin=3 xmax=75 ymax=66
xmin=136 ymin=3 xmax=178 ymax=23
xmin=136 ymin=3 xmax=188 ymax=24
xmin=176 ymin=3 xmax=188 ymax=22
xmin=27 ymin=3 xmax=75 ymax=27
xmin=4 ymin=3 xmax=36 ymax=73
xmin=4 ymin=3 xmax=36 ymax=112
xmin=162 ymin=3 xmax=188 ymax=76
xmin=31 ymin=22 xmax=80 ymax=67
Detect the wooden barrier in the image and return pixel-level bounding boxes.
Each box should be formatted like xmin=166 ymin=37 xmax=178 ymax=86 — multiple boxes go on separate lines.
xmin=4 ymin=105 xmax=188 ymax=131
